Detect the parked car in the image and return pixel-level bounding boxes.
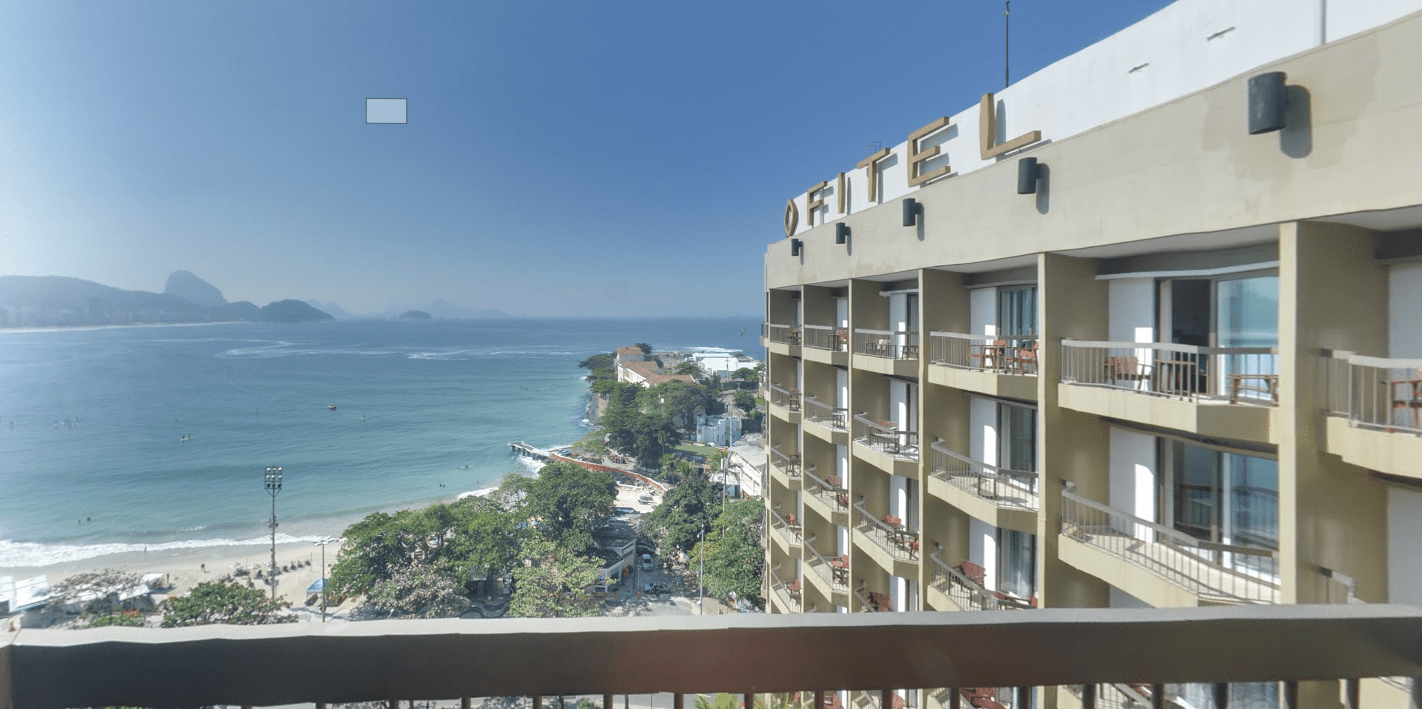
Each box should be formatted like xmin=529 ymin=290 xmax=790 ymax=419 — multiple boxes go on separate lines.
xmin=641 ymin=553 xmax=654 ymax=571
xmin=614 ymin=506 xmax=637 ymax=515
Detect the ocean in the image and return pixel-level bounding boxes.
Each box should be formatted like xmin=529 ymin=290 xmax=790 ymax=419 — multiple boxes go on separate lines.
xmin=0 ymin=317 xmax=763 ymax=567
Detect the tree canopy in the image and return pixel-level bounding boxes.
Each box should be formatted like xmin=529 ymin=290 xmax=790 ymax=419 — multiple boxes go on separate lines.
xmin=691 ymin=498 xmax=764 ymax=604
xmin=634 ymin=342 xmax=653 ymax=354
xmin=642 ymin=470 xmax=721 ymax=558
xmin=507 ymin=535 xmax=601 ymax=618
xmin=160 ymin=581 xmax=297 ymax=627
xmin=521 ymin=461 xmax=616 ymax=552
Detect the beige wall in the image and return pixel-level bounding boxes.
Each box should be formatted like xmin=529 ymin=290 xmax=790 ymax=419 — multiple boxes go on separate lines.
xmin=766 ymin=12 xmax=1422 ymax=289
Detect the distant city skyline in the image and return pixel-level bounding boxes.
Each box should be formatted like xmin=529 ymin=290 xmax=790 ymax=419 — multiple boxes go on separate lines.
xmin=0 ymin=0 xmax=1174 ymax=317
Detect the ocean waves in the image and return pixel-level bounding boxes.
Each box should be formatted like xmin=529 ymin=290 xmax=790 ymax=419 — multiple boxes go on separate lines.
xmin=217 ymin=342 xmax=582 ymax=360
xmin=0 ymin=533 xmax=332 ymax=567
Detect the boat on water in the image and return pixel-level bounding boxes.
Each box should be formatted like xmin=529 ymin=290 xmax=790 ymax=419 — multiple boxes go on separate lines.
xmin=328 ymin=404 xmax=337 ymax=410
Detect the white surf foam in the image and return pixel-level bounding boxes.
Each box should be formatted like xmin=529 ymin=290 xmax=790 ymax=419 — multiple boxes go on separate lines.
xmin=0 ymin=533 xmax=330 ymax=568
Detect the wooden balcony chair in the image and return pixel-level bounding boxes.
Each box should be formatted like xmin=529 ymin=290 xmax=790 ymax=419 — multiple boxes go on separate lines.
xmin=1389 ymin=370 xmax=1422 ymax=430
xmin=834 ymin=329 xmax=849 ymax=351
xmin=1005 ymin=340 xmax=1038 ymax=374
xmin=957 ymin=560 xmax=988 ymax=587
xmin=969 ymin=339 xmax=1009 ymax=371
xmin=1227 ymin=372 xmax=1280 ymax=404
xmin=960 ymin=689 xmax=1007 ymax=709
xmin=1104 ymin=355 xmax=1147 ymax=382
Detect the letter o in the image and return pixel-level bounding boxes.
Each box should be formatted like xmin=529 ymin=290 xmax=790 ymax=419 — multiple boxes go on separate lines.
xmin=784 ymin=199 xmax=800 ymax=237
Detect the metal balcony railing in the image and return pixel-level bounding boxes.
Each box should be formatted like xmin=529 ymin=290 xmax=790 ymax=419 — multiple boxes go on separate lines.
xmin=769 ymin=384 xmax=802 ymax=412
xmin=1061 ymin=340 xmax=1279 ymax=405
xmin=804 ymin=396 xmax=848 ymax=430
xmin=854 ymin=586 xmax=892 ymax=613
xmin=928 ymin=441 xmax=1039 ymax=511
xmin=928 ymin=332 xmax=1038 ymax=375
xmin=770 ymin=446 xmax=801 ymax=478
xmin=804 ymin=466 xmax=850 ymax=513
xmin=770 ymin=507 xmax=803 ymax=549
xmin=10 ymin=605 xmax=1422 ymax=708
xmin=928 ymin=551 xmax=1033 ymax=612
xmin=771 ymin=571 xmax=802 ymax=613
xmin=1060 ymin=483 xmax=1280 ymax=604
xmin=852 ymin=329 xmax=920 ymax=360
xmin=804 ymin=324 xmax=849 ymax=352
xmin=805 ymin=538 xmax=849 ymax=593
xmin=852 ymin=414 xmax=919 ymax=461
xmin=1323 ymin=350 xmax=1422 ymax=435
xmin=853 ymin=502 xmax=919 ymax=562
xmin=768 ymin=323 xmax=801 ymax=346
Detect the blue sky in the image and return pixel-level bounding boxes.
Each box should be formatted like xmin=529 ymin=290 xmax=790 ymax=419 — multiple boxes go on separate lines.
xmin=0 ymin=0 xmax=1173 ymax=317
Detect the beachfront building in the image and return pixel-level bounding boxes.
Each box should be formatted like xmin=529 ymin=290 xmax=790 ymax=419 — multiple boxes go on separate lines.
xmin=615 ymin=359 xmax=696 ymax=388
xmin=690 ymin=350 xmax=761 ymax=380
xmin=761 ymin=2 xmax=1422 ymax=709
xmin=694 ymin=412 xmax=742 ymax=447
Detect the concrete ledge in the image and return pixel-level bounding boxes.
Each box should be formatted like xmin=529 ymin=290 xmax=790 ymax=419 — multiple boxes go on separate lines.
xmin=927 ymin=365 xmax=1037 ymax=403
xmin=1057 ymin=534 xmax=1202 ymax=609
xmin=924 ymin=475 xmax=1038 ymax=536
xmin=1057 ymin=384 xmax=1275 ymax=444
xmin=1326 ymin=416 xmax=1422 ymax=480
xmin=804 ymin=418 xmax=849 ymax=447
xmin=804 ymin=347 xmax=848 ymax=367
xmin=769 ymin=342 xmax=801 ymax=359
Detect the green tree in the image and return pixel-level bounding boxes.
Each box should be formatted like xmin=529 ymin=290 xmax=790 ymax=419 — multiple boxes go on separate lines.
xmin=642 ymin=470 xmax=720 ymax=558
xmin=673 ymin=361 xmax=700 ymax=375
xmin=692 ymin=499 xmax=764 ymax=604
xmin=634 ymin=342 xmax=653 ymax=355
xmin=364 ymin=558 xmax=471 ymax=618
xmin=159 ymin=582 xmax=297 ymax=627
xmin=507 ymin=535 xmax=601 ymax=618
xmin=523 ymin=461 xmax=616 ymax=552
xmin=84 ymin=609 xmax=146 ymax=628
xmin=638 ymin=380 xmax=716 ymax=427
xmin=733 ymin=390 xmax=756 ymax=412
xmin=732 ymin=367 xmax=755 ymax=381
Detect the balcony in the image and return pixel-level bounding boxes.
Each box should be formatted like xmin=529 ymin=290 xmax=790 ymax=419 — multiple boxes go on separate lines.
xmin=768 ymin=447 xmax=802 ymax=490
xmin=1059 ymin=340 xmax=1278 ymax=444
xmin=770 ymin=571 xmax=803 ymax=613
xmin=770 ymin=507 xmax=803 ymax=553
xmin=804 ymin=538 xmax=850 ymax=603
xmin=803 ymin=324 xmax=849 ymax=366
xmin=927 ymin=551 xmax=1034 ymax=613
xmin=1322 ymin=350 xmax=1422 ymax=480
xmin=852 ymin=414 xmax=919 ymax=474
xmin=803 ymin=466 xmax=850 ymax=526
xmin=852 ymin=329 xmax=919 ymax=377
xmin=852 ymin=502 xmax=920 ymax=577
xmin=767 ymin=323 xmax=802 ymax=357
xmin=926 ymin=441 xmax=1038 ymax=534
xmin=803 ymin=396 xmax=849 ymax=445
xmin=853 ymin=585 xmax=893 ymax=612
xmin=768 ymin=384 xmax=802 ymax=423
xmin=8 ymin=605 xmax=1422 ymax=709
xmin=926 ymin=333 xmax=1038 ymax=401
xmin=1058 ymin=484 xmax=1280 ymax=607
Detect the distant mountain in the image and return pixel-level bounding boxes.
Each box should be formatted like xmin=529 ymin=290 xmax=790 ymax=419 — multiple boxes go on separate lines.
xmin=398 ymin=310 xmax=432 ymax=320
xmin=213 ymin=301 xmax=262 ymax=321
xmin=164 ymin=270 xmax=227 ymax=308
xmin=306 ymin=300 xmax=354 ymax=319
xmin=426 ymin=299 xmax=511 ymax=319
xmin=261 ymin=299 xmax=334 ymax=323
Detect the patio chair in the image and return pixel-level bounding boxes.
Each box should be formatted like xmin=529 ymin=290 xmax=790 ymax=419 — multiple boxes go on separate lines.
xmin=969 ymin=339 xmax=1008 ymax=371
xmin=1005 ymin=340 xmax=1038 ymax=374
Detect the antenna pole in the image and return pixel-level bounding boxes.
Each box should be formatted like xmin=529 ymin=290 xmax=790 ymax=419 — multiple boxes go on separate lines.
xmin=1004 ymin=1 xmax=1011 ymax=88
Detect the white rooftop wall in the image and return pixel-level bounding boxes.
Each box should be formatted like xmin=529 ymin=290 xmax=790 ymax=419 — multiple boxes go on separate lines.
xmin=788 ymin=0 xmax=1422 ymax=234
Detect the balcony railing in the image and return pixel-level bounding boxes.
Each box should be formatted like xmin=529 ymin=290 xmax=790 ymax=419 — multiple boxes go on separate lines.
xmin=928 ymin=440 xmax=1038 ymax=511
xmin=852 ymin=329 xmax=920 ymax=360
xmin=768 ymin=323 xmax=801 ymax=345
xmin=853 ymin=501 xmax=919 ymax=562
xmin=854 ymin=586 xmax=893 ymax=612
xmin=804 ymin=396 xmax=848 ymax=430
xmin=1323 ymin=350 xmax=1422 ymax=435
xmin=1061 ymin=340 xmax=1279 ymax=405
xmin=804 ymin=324 xmax=848 ymax=352
xmin=853 ymin=414 xmax=919 ymax=460
xmin=804 ymin=466 xmax=850 ymax=513
xmin=9 ymin=606 xmax=1422 ymax=708
xmin=928 ymin=332 xmax=1038 ymax=375
xmin=805 ymin=538 xmax=849 ymax=594
xmin=770 ymin=447 xmax=801 ymax=478
xmin=929 ymin=551 xmax=1033 ymax=612
xmin=1060 ymin=483 xmax=1280 ymax=605
xmin=770 ymin=507 xmax=803 ymax=548
xmin=770 ymin=384 xmax=802 ymax=412
xmin=771 ymin=571 xmax=802 ymax=613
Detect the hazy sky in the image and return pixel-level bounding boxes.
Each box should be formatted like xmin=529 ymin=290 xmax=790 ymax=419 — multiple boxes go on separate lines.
xmin=0 ymin=1 xmax=1173 ymax=317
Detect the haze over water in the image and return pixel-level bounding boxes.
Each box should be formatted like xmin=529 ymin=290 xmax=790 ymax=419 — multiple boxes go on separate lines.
xmin=0 ymin=317 xmax=763 ymax=567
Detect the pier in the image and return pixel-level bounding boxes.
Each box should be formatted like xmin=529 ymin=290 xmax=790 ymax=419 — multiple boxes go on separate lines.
xmin=508 ymin=441 xmax=551 ymax=462
xmin=508 ymin=441 xmax=668 ymax=493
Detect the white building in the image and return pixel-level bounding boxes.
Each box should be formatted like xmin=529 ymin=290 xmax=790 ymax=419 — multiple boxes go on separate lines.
xmin=694 ymin=413 xmax=741 ymax=447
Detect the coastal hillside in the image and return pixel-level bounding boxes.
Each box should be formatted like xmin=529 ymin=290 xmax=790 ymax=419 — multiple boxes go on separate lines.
xmin=260 ymin=299 xmax=335 ymax=323
xmin=0 ymin=274 xmax=332 ymax=328
xmin=163 ymin=270 xmax=227 ymax=308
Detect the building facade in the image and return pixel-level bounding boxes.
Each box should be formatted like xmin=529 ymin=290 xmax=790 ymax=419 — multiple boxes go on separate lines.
xmin=761 ymin=2 xmax=1422 ymax=709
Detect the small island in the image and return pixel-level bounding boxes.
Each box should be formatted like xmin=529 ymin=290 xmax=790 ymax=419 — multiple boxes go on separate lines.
xmin=260 ymin=299 xmax=335 ymax=323
xmin=398 ymin=310 xmax=433 ymax=320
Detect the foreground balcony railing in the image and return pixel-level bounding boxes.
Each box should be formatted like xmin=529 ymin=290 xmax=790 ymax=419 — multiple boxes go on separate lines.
xmin=804 ymin=396 xmax=848 ymax=430
xmin=770 ymin=447 xmax=801 ymax=478
xmin=804 ymin=466 xmax=849 ymax=513
xmin=852 ymin=414 xmax=919 ymax=461
xmin=1061 ymin=340 xmax=1279 ymax=404
xmin=804 ymin=324 xmax=848 ymax=352
xmin=929 ymin=551 xmax=1033 ymax=612
xmin=9 ymin=605 xmax=1422 ymax=708
xmin=805 ymin=538 xmax=849 ymax=593
xmin=853 ymin=502 xmax=919 ymax=561
xmin=853 ymin=329 xmax=920 ymax=360
xmin=928 ymin=440 xmax=1039 ymax=511
xmin=928 ymin=333 xmax=1038 ymax=375
xmin=768 ymin=323 xmax=801 ymax=345
xmin=1324 ymin=350 xmax=1422 ymax=435
xmin=770 ymin=507 xmax=803 ymax=549
xmin=769 ymin=384 xmax=802 ymax=413
xmin=1060 ymin=483 xmax=1280 ymax=605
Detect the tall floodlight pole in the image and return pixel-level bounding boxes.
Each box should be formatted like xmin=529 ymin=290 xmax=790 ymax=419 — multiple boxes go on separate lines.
xmin=265 ymin=465 xmax=283 ymax=601
xmin=1004 ymin=1 xmax=1011 ymax=88
xmin=313 ymin=536 xmax=338 ymax=622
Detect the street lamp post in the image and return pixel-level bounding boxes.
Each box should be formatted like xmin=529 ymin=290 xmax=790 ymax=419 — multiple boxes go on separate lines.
xmin=264 ymin=465 xmax=283 ymax=601
xmin=697 ymin=526 xmax=704 ymax=615
xmin=313 ymin=536 xmax=339 ymax=622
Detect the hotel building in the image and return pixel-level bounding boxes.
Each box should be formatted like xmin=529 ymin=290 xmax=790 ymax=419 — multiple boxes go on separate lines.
xmin=762 ymin=1 xmax=1422 ymax=708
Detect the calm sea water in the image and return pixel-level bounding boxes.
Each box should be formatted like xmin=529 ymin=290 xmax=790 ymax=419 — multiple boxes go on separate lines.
xmin=0 ymin=317 xmax=763 ymax=566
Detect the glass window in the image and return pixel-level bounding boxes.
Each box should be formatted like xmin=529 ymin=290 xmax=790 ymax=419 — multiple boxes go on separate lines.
xmin=999 ymin=404 xmax=1036 ymax=474
xmin=997 ymin=285 xmax=1037 ymax=337
xmin=998 ymin=529 xmax=1035 ymax=600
